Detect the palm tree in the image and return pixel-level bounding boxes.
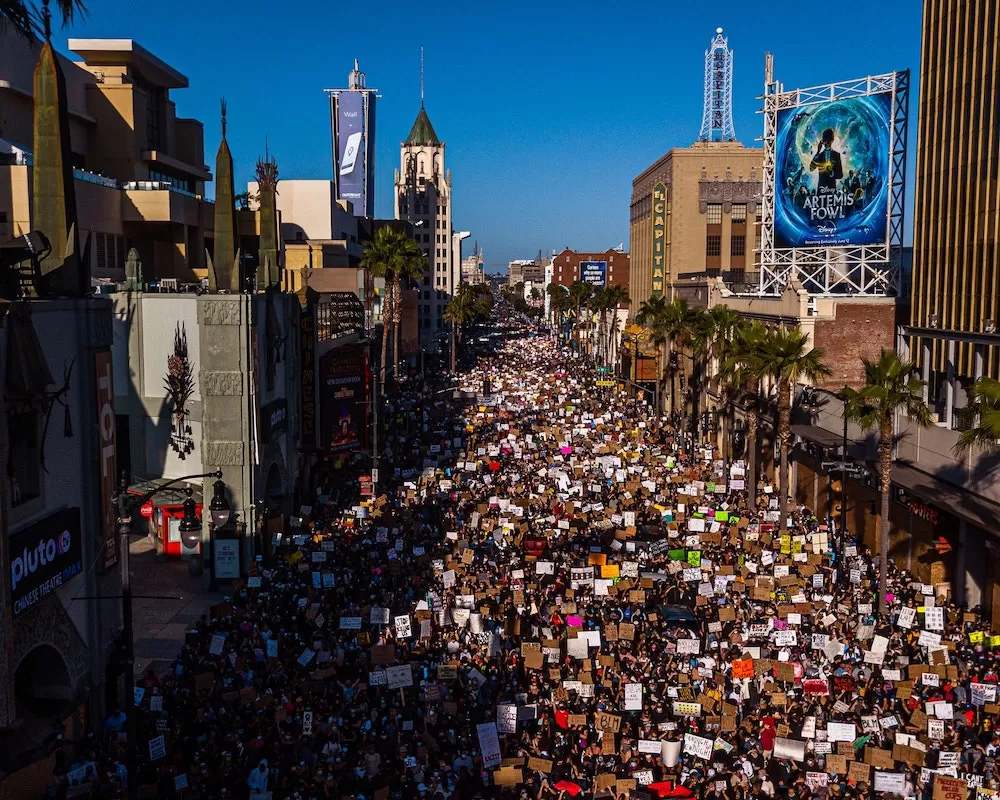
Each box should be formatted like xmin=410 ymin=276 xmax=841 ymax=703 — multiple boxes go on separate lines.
xmin=954 ymin=377 xmax=1000 ymax=454
xmin=567 ymin=281 xmax=594 ymax=355
xmin=843 ymin=350 xmax=932 ymax=613
xmin=636 ymin=297 xmax=701 ymax=418
xmin=547 ymin=284 xmax=569 ymax=337
xmin=2 ymin=0 xmax=84 ymax=40
xmin=391 ymin=237 xmax=425 ymax=378
xmin=599 ymin=285 xmax=631 ymax=367
xmin=588 ymin=287 xmax=612 ymax=365
xmin=751 ymin=326 xmax=830 ymax=533
xmin=443 ymin=284 xmax=486 ymax=373
xmin=361 ymin=227 xmax=407 ymax=385
xmin=719 ymin=321 xmax=769 ymax=509
xmin=361 ymin=228 xmax=424 ymax=383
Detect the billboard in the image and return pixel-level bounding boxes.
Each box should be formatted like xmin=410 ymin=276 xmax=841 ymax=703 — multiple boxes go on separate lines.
xmin=10 ymin=508 xmax=82 ymax=617
xmin=320 ymin=346 xmax=368 ymax=453
xmin=580 ymin=260 xmax=607 ymax=287
xmin=774 ymin=91 xmax=893 ymax=248
xmin=336 ymin=91 xmax=371 ymax=217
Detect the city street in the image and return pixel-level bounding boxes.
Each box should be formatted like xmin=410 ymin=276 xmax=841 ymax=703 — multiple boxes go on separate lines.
xmin=112 ymin=313 xmax=996 ymax=800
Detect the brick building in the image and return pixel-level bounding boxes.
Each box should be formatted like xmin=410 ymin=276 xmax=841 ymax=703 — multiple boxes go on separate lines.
xmin=550 ymin=248 xmax=630 ymax=295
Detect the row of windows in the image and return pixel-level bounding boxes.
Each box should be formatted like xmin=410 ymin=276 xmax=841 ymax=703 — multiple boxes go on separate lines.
xmin=705 ymin=203 xmax=748 ymax=224
xmin=706 ymin=234 xmax=747 ymax=258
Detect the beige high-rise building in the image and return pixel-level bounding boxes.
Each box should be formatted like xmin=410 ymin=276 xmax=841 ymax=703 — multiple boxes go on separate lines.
xmin=629 ymin=141 xmax=763 ymax=308
xmin=394 ymin=106 xmax=452 ymax=348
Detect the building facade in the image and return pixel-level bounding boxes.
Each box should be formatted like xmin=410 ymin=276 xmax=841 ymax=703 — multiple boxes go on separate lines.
xmin=0 ymin=34 xmax=213 ymax=284
xmin=507 ymin=258 xmax=547 ymax=287
xmin=394 ymin=107 xmax=453 ymax=349
xmin=551 ymin=248 xmax=630 ymax=294
xmin=630 ymin=142 xmax=762 ymax=308
xmin=461 ymin=248 xmax=484 ymax=286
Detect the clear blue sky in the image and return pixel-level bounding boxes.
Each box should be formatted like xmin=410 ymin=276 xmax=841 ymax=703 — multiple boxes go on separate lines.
xmin=58 ymin=0 xmax=922 ymax=272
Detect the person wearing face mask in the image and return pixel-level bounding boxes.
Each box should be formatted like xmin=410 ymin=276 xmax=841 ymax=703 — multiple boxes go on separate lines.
xmin=247 ymin=759 xmax=270 ymax=797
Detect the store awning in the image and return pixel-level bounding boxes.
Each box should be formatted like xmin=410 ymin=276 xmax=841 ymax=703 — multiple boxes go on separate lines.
xmin=891 ymin=462 xmax=1000 ymax=533
xmin=128 ymin=478 xmax=204 ymax=507
xmin=791 ymin=424 xmax=848 ymax=449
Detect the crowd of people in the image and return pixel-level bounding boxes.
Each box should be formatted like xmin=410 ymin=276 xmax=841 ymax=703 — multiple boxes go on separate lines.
xmin=53 ymin=318 xmax=1000 ymax=800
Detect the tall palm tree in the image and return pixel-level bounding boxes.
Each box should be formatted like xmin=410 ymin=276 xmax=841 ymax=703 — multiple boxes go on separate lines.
xmin=2 ymin=0 xmax=84 ymax=40
xmin=600 ymin=284 xmax=631 ymax=367
xmin=391 ymin=237 xmax=425 ymax=378
xmin=751 ymin=327 xmax=830 ymax=533
xmin=361 ymin=227 xmax=408 ymax=385
xmin=443 ymin=284 xmax=486 ymax=373
xmin=843 ymin=350 xmax=932 ymax=613
xmin=719 ymin=321 xmax=769 ymax=508
xmin=568 ymin=281 xmax=594 ymax=354
xmin=546 ymin=284 xmax=569 ymax=334
xmin=588 ymin=286 xmax=612 ymax=365
xmin=954 ymin=377 xmax=1000 ymax=454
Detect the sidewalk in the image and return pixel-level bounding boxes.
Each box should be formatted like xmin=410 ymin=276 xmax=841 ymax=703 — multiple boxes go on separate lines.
xmin=128 ymin=537 xmax=224 ymax=678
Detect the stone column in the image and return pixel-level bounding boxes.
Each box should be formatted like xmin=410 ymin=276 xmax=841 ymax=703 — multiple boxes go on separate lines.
xmin=197 ymin=295 xmax=254 ymax=588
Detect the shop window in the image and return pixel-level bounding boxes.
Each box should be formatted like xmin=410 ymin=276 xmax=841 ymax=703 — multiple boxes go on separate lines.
xmin=7 ymin=410 xmax=41 ymax=507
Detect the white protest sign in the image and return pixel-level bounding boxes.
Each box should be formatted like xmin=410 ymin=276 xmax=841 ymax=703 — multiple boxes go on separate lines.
xmin=148 ymin=735 xmax=166 ymax=761
xmin=497 ymin=703 xmax=518 ymax=734
xmin=625 ymin=683 xmax=643 ymax=711
xmin=683 ymin=733 xmax=714 ymax=760
xmin=394 ymin=615 xmax=412 ymax=639
xmin=385 ymin=665 xmax=413 ymax=690
xmin=477 ymin=722 xmax=502 ymax=768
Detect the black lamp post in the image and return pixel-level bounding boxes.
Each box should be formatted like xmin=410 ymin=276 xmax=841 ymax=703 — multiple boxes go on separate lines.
xmin=112 ymin=468 xmax=225 ymax=800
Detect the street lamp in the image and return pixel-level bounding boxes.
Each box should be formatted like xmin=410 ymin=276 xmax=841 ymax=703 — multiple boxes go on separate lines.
xmin=111 ymin=468 xmax=225 ymax=800
xmin=209 ymin=477 xmax=233 ymax=527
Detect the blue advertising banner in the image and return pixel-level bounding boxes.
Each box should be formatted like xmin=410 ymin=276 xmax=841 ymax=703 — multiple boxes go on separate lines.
xmin=774 ymin=92 xmax=892 ymax=248
xmin=580 ymin=261 xmax=607 ymax=287
xmin=337 ymin=92 xmax=366 ymax=216
xmin=10 ymin=508 xmax=82 ymax=617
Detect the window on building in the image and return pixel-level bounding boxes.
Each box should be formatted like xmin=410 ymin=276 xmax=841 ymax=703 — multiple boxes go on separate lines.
xmin=436 ymin=318 xmax=443 ymax=329
xmin=706 ymin=204 xmax=723 ymax=225
xmin=731 ymin=203 xmax=747 ymax=223
xmin=731 ymin=235 xmax=746 ymax=257
xmin=8 ymin=410 xmax=41 ymax=506
xmin=706 ymin=235 xmax=722 ymax=258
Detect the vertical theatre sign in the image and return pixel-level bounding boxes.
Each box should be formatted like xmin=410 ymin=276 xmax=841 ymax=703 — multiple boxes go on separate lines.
xmin=300 ymin=309 xmax=315 ymax=448
xmin=95 ymin=351 xmax=118 ymax=571
xmin=652 ymin=182 xmax=666 ymax=297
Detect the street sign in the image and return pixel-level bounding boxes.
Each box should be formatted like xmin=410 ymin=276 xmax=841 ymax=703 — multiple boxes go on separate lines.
xmin=596 ymin=380 xmax=615 ymax=387
xmin=371 ymin=468 xmax=379 ymax=485
xmin=360 ymin=476 xmax=373 ymax=497
xmin=596 ymin=366 xmax=610 ymax=374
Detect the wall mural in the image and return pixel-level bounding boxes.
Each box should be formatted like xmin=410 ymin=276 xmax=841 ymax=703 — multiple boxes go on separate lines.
xmin=165 ymin=322 xmax=195 ymax=459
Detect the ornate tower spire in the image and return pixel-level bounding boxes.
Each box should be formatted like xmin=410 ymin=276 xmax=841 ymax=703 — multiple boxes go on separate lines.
xmin=209 ymin=97 xmax=238 ymax=291
xmin=33 ymin=0 xmax=86 ymax=295
xmin=698 ymin=27 xmax=737 ymax=143
xmin=420 ymin=45 xmax=425 ymax=108
xmin=255 ymin=142 xmax=280 ymax=289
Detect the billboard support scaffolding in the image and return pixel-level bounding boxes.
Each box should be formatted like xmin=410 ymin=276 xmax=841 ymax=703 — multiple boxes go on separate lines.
xmin=756 ymin=66 xmax=908 ymax=297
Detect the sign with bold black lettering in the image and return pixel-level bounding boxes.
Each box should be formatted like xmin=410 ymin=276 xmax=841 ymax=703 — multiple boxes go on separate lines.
xmin=10 ymin=508 xmax=82 ymax=617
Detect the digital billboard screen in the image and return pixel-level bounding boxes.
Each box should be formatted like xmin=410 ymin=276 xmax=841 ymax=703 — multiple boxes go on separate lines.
xmin=337 ymin=92 xmax=367 ymax=217
xmin=774 ymin=91 xmax=892 ymax=248
xmin=580 ymin=261 xmax=607 ymax=287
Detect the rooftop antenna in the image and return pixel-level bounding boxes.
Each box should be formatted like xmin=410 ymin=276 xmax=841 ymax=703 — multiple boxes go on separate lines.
xmin=420 ymin=46 xmax=425 ymax=108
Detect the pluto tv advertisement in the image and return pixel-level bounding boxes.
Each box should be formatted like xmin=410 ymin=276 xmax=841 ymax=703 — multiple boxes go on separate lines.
xmin=774 ymin=92 xmax=893 ymax=248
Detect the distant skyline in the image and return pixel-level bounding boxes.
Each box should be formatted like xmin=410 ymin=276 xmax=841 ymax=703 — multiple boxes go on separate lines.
xmin=56 ymin=0 xmax=921 ymax=271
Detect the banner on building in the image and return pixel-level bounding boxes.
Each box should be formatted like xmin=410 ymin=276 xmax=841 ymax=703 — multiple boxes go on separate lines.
xmin=580 ymin=261 xmax=607 ymax=287
xmin=337 ymin=91 xmax=371 ymax=217
xmin=10 ymin=508 xmax=82 ymax=617
xmin=95 ymin=350 xmax=118 ymax=572
xmin=651 ymin=182 xmax=666 ymax=296
xmin=320 ymin=345 xmax=369 ymax=453
xmin=774 ymin=90 xmax=893 ymax=248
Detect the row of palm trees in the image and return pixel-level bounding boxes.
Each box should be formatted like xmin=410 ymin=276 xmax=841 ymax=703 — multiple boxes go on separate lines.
xmin=443 ymin=282 xmax=492 ymax=372
xmin=546 ymin=281 xmax=631 ymax=366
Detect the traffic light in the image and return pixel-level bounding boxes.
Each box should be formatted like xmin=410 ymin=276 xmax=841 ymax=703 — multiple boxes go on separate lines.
xmin=933 ymin=536 xmax=953 ymax=556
